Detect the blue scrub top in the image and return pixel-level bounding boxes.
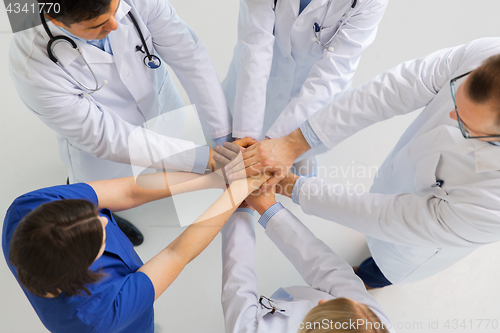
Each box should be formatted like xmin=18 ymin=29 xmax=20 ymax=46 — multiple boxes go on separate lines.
xmin=2 ymin=183 xmax=155 ymax=333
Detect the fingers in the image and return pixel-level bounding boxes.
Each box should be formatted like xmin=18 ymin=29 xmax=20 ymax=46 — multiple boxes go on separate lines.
xmin=213 ymin=152 xmax=232 ymax=166
xmin=261 ymin=173 xmax=285 ymax=192
xmin=244 ymin=162 xmax=269 ymax=177
xmin=223 ymin=141 xmax=242 ymax=154
xmin=214 ymin=144 xmax=239 ymax=163
xmin=233 ymin=137 xmax=258 ymax=148
xmin=224 ymin=151 xmax=246 ymax=172
xmin=226 ymin=168 xmax=247 ymax=182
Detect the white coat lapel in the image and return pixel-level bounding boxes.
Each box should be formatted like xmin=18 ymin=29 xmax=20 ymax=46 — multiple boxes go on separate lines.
xmin=475 ymin=144 xmax=500 ymax=173
xmin=109 ymin=0 xmax=131 ymax=73
xmin=445 ymin=126 xmax=500 ymax=173
xmin=77 ymin=42 xmax=114 ymax=64
xmin=288 ymin=0 xmax=300 ymax=19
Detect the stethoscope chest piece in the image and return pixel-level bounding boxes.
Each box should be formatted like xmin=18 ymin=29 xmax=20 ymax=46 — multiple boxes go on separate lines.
xmin=144 ymin=55 xmax=161 ymax=69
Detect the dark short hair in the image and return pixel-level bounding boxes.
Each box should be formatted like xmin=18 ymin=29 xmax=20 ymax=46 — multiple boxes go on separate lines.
xmin=39 ymin=0 xmax=113 ymax=26
xmin=466 ymin=54 xmax=500 ymax=127
xmin=9 ymin=199 xmax=105 ymax=297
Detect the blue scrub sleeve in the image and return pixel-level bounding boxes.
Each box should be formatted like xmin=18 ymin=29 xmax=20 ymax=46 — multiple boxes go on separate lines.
xmin=93 ymin=271 xmax=155 ymax=333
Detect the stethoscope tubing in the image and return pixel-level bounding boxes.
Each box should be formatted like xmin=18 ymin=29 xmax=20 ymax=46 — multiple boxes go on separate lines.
xmin=314 ymin=0 xmax=357 ymax=52
xmin=127 ymin=12 xmax=161 ymax=69
xmin=39 ymin=9 xmax=161 ymax=95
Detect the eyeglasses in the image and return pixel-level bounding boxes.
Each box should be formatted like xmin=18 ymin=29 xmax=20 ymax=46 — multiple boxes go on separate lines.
xmin=259 ymin=295 xmax=285 ymax=314
xmin=450 ymin=71 xmax=500 ymax=140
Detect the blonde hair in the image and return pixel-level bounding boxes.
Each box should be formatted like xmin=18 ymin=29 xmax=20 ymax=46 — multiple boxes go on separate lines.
xmin=298 ymin=298 xmax=390 ymax=333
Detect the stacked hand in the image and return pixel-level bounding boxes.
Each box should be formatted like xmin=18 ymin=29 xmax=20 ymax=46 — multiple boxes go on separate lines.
xmin=214 ymin=136 xmax=302 ymax=213
xmin=217 ymin=129 xmax=311 ymax=192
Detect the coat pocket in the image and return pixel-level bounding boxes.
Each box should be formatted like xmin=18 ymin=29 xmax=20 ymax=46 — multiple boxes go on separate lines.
xmin=414 ymin=152 xmax=448 ymax=197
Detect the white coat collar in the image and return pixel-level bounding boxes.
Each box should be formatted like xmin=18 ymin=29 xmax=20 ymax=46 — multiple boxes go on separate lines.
xmin=445 ymin=125 xmax=500 ymax=173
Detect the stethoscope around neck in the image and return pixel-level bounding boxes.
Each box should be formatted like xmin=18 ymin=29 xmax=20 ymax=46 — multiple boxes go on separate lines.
xmin=39 ymin=9 xmax=161 ymax=96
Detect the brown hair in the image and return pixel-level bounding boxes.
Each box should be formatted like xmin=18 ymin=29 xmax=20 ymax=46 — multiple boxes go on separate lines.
xmin=298 ymin=298 xmax=390 ymax=333
xmin=39 ymin=0 xmax=113 ymax=26
xmin=9 ymin=199 xmax=105 ymax=298
xmin=466 ymin=54 xmax=500 ymax=127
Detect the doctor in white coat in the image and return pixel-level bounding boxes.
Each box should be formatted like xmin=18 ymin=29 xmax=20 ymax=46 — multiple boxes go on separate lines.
xmin=9 ymin=0 xmax=232 ymax=244
xmin=221 ymin=191 xmax=395 ymax=333
xmin=223 ymin=0 xmax=387 ymax=173
xmin=232 ymin=37 xmax=500 ymax=286
xmin=9 ymin=0 xmax=232 ymax=185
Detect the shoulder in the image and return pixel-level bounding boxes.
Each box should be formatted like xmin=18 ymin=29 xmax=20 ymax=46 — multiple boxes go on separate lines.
xmin=10 ymin=26 xmax=50 ymax=75
xmin=11 ymin=183 xmax=98 ymax=215
xmin=2 ymin=184 xmax=98 ymax=259
xmin=124 ymin=0 xmax=175 ymax=24
xmin=461 ymin=37 xmax=500 ymax=66
xmin=354 ymin=0 xmax=389 ymax=12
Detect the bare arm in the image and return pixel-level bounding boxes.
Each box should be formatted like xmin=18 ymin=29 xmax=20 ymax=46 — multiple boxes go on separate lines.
xmin=88 ymin=165 xmax=221 ymax=212
xmin=138 ymin=173 xmax=269 ymax=300
xmin=88 ymin=143 xmax=270 ymax=301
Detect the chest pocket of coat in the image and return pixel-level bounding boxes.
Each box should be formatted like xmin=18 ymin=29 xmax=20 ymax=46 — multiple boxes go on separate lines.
xmin=315 ymin=24 xmax=340 ymax=46
xmin=414 ymin=152 xmax=448 ymax=197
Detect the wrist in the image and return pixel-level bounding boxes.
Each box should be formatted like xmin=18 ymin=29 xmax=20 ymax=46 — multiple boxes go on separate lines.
xmin=207 ymin=148 xmax=215 ymax=171
xmin=285 ymin=128 xmax=311 ymax=157
xmin=253 ymin=199 xmax=277 ymax=215
xmin=276 ymin=174 xmax=299 ymax=198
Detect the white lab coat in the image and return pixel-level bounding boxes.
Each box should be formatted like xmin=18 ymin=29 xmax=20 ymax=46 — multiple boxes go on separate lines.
xmin=221 ymin=209 xmax=396 ymax=333
xmin=223 ymin=0 xmax=387 ymax=140
xmin=295 ymin=37 xmax=500 ymax=284
xmin=9 ymin=0 xmax=231 ymax=183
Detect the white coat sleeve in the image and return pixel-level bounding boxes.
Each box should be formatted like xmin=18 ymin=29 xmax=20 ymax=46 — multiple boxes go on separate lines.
xmin=304 ymin=38 xmax=498 ymax=149
xmin=221 ymin=211 xmax=259 ymax=333
xmin=8 ymin=50 xmax=198 ymax=172
xmin=231 ymin=0 xmax=276 ymax=139
xmin=141 ymin=0 xmax=232 ymax=139
xmin=265 ymin=0 xmax=388 ymax=139
xmin=297 ymin=178 xmax=500 ymax=248
xmin=265 ymin=209 xmax=392 ymax=326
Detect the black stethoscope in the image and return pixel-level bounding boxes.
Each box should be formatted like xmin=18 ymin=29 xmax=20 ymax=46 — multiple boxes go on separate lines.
xmin=39 ymin=9 xmax=161 ymax=95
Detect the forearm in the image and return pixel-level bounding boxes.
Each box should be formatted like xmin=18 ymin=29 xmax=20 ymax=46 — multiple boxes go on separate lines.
xmin=265 ymin=209 xmax=373 ymax=302
xmin=221 ymin=210 xmax=259 ymax=333
xmin=89 ymin=170 xmax=226 ymax=211
xmin=297 ymin=177 xmax=495 ymax=248
xmin=139 ymin=173 xmax=270 ymax=300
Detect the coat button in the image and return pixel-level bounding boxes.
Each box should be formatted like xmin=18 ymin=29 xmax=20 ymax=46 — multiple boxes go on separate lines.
xmin=296 ymin=18 xmax=304 ymax=26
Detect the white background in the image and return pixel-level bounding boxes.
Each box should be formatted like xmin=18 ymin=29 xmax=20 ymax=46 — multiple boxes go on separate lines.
xmin=1 ymin=1 xmax=500 ymax=332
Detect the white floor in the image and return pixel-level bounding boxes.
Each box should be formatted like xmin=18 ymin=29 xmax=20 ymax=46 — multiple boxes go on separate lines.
xmin=1 ymin=1 xmax=500 ymax=332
